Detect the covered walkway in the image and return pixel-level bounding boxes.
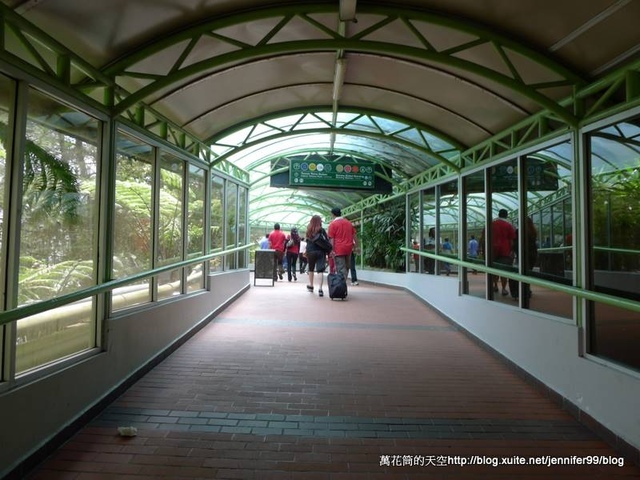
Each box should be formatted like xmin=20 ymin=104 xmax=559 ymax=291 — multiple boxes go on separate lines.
xmin=27 ymin=280 xmax=640 ymax=479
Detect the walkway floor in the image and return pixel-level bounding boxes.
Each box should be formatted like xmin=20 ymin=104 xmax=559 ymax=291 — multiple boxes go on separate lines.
xmin=27 ymin=276 xmax=640 ymax=479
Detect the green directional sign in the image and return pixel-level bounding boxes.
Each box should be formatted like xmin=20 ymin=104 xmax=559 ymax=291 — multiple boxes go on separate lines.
xmin=289 ymin=159 xmax=375 ymax=189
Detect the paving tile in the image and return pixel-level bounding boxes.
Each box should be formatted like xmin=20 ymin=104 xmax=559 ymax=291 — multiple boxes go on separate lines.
xmin=25 ymin=279 xmax=640 ymax=479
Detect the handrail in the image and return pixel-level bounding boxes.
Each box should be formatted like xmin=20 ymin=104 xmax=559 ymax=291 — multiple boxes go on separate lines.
xmin=401 ymin=247 xmax=640 ymax=313
xmin=0 ymin=244 xmax=252 ymax=327
xmin=538 ymin=246 xmax=640 ymax=255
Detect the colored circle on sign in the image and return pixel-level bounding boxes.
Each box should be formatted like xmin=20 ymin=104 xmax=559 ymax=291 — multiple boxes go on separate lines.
xmin=336 ymin=164 xmax=344 ymax=173
xmin=301 ymin=163 xmax=309 ymax=171
xmin=309 ymin=163 xmax=316 ymax=171
xmin=344 ymin=165 xmax=352 ymax=173
xmin=352 ymin=166 xmax=359 ymax=173
xmin=317 ymin=163 xmax=324 ymax=172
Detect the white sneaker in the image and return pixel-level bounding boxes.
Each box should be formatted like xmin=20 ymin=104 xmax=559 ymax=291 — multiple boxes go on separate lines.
xmin=351 ymin=281 xmax=359 ymax=286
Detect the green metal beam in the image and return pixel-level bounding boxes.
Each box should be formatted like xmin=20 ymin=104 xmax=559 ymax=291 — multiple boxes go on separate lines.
xmin=104 ymin=4 xmax=585 ymax=126
xmin=211 ymin=127 xmax=461 ymax=172
xmin=209 ymin=106 xmax=465 ymax=153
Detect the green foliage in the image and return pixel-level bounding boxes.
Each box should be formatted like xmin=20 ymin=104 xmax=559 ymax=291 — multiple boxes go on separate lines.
xmin=19 ymin=259 xmax=94 ymax=305
xmin=1 ymin=121 xmax=81 ymax=223
xmin=360 ymin=201 xmax=406 ymax=271
xmin=592 ymin=169 xmax=640 ymax=271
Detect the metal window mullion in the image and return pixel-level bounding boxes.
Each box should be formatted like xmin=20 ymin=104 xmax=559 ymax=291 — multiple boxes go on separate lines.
xmin=234 ymin=184 xmax=240 ymax=268
xmin=405 ymin=192 xmax=410 ymax=273
xmin=434 ymin=186 xmax=441 ymax=276
xmin=418 ymin=190 xmax=424 ymax=273
xmin=242 ymin=186 xmax=249 ymax=268
xmin=221 ymin=179 xmax=227 ymax=271
xmin=517 ymin=155 xmax=526 ymax=305
xmin=95 ymin=118 xmax=114 ymax=349
xmin=181 ymin=163 xmax=188 ymax=293
xmin=3 ymin=80 xmax=28 ymax=384
xmin=458 ymin=173 xmax=467 ymax=293
xmin=151 ymin=146 xmax=160 ymax=301
xmin=574 ymin=128 xmax=588 ymax=354
xmin=205 ymin=169 xmax=212 ymax=283
xmin=484 ymin=168 xmax=492 ymax=299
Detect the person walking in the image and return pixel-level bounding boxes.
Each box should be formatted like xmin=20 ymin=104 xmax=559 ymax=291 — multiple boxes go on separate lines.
xmin=305 ymin=215 xmax=328 ymax=297
xmin=285 ymin=227 xmax=301 ymax=282
xmin=268 ymin=223 xmax=286 ymax=281
xmin=442 ymin=237 xmax=453 ymax=276
xmin=481 ymin=209 xmax=516 ymax=296
xmin=328 ymin=207 xmax=354 ymax=282
xmin=298 ymin=237 xmax=308 ymax=274
xmin=259 ymin=233 xmax=270 ymax=249
xmin=349 ymin=232 xmax=360 ymax=285
xmin=467 ymin=234 xmax=479 ymax=274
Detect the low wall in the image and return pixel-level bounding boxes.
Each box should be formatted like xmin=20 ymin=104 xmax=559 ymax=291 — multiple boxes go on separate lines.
xmin=0 ymin=269 xmax=250 ymax=479
xmin=359 ymin=269 xmax=640 ymax=454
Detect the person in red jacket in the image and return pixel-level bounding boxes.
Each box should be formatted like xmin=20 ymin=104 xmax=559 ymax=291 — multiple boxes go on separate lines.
xmin=482 ymin=209 xmax=516 ymax=296
xmin=268 ymin=223 xmax=286 ymax=281
xmin=284 ymin=227 xmax=301 ymax=282
xmin=328 ymin=207 xmax=355 ymax=282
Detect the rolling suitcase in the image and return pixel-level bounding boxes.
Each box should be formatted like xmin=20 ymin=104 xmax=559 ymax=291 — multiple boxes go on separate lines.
xmin=327 ymin=272 xmax=348 ymax=300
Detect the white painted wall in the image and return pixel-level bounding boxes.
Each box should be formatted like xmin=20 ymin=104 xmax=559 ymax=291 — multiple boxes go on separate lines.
xmin=360 ymin=270 xmax=640 ymax=451
xmin=0 ymin=270 xmax=250 ymax=478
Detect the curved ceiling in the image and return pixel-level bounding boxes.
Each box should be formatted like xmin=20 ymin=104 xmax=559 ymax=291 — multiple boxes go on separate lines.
xmin=2 ymin=0 xmax=639 ymax=227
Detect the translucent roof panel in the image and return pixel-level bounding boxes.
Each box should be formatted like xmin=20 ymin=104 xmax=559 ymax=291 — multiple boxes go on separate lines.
xmin=209 ymin=110 xmax=462 ymax=227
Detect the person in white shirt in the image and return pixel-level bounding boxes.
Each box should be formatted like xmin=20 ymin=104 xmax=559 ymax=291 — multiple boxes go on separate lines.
xmin=298 ymin=238 xmax=308 ymax=274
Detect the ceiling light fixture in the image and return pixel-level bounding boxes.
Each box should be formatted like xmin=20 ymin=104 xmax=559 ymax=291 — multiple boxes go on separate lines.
xmin=339 ymin=0 xmax=357 ymax=22
xmin=332 ymin=58 xmax=347 ymax=102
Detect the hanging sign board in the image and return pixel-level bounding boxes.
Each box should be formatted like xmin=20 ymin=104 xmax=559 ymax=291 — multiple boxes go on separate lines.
xmin=289 ymin=159 xmax=375 ymax=189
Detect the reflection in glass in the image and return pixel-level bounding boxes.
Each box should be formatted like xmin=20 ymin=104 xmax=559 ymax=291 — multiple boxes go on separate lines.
xmin=17 ymin=88 xmax=100 ymax=371
xmin=158 ymin=268 xmax=182 ymax=300
xmin=158 ymin=152 xmax=184 ymax=267
xmin=112 ymin=132 xmax=153 ymax=311
xmin=187 ymin=165 xmax=206 ymax=292
xmin=408 ymin=192 xmax=420 ymax=272
xmin=421 ymin=188 xmax=436 ymax=274
xmin=438 ymin=181 xmax=458 ymax=276
xmin=187 ymin=165 xmax=206 ymax=258
xmin=17 ymin=299 xmax=95 ymax=374
xmin=464 ymin=172 xmax=486 ymax=297
xmin=487 ymin=160 xmax=518 ymax=302
xmin=210 ymin=176 xmax=224 ymax=272
xmin=588 ymin=119 xmax=640 ymax=371
xmin=226 ymin=182 xmax=238 ymax=269
xmin=238 ymin=186 xmax=248 ymax=268
xmin=158 ymin=152 xmax=184 ymax=298
xmin=520 ymin=142 xmax=573 ymax=318
xmin=0 ymin=74 xmax=12 ymax=274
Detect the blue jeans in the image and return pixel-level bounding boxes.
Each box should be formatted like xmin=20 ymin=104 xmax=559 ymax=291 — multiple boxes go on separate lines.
xmin=350 ymin=252 xmax=358 ymax=282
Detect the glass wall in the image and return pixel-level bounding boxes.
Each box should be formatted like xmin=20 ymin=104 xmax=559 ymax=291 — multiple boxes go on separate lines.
xmin=463 ymin=171 xmax=486 ymax=297
xmin=0 ymin=74 xmax=13 ymax=300
xmin=408 ymin=192 xmax=421 ymax=272
xmin=17 ymin=88 xmax=100 ymax=373
xmin=112 ymin=132 xmax=153 ymax=311
xmin=0 ymin=74 xmax=13 ymax=379
xmin=210 ymin=176 xmax=224 ymax=272
xmin=0 ymin=73 xmax=248 ymax=383
xmin=238 ymin=186 xmax=248 ymax=269
xmin=522 ymin=142 xmax=573 ymax=318
xmin=421 ymin=188 xmax=436 ymax=274
xmin=157 ymin=152 xmax=184 ymax=300
xmin=588 ymin=118 xmax=640 ymax=371
xmin=438 ymin=181 xmax=458 ymax=276
xmin=226 ymin=182 xmax=238 ymax=269
xmin=187 ymin=165 xmax=206 ymax=293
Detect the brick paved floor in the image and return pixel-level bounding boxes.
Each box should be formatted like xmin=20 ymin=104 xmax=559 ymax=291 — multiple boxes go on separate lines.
xmin=27 ymin=278 xmax=640 ymax=479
